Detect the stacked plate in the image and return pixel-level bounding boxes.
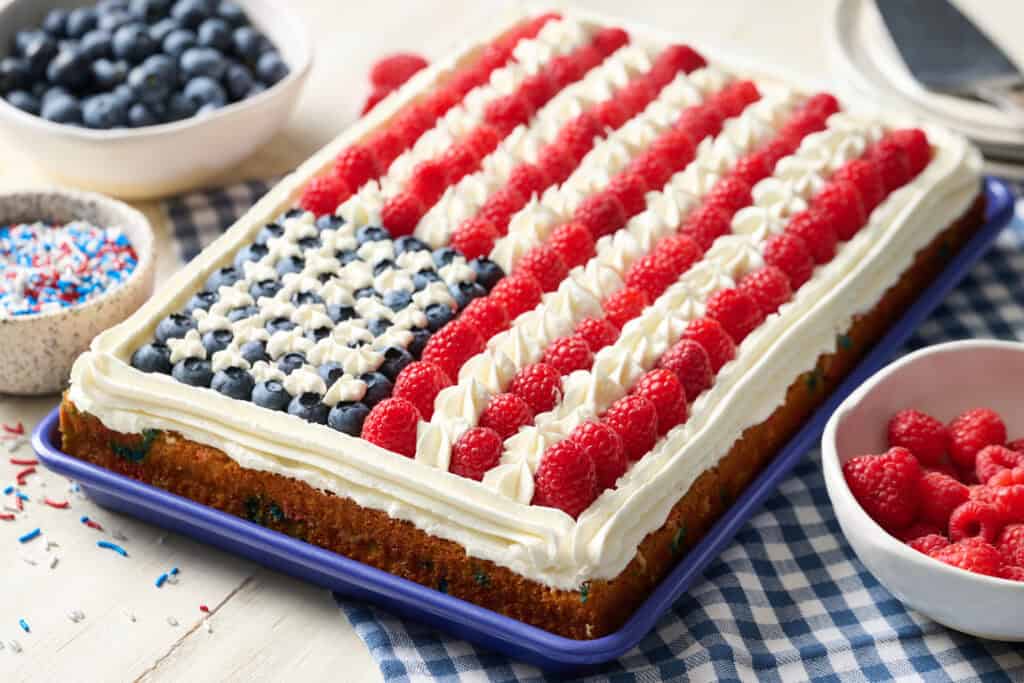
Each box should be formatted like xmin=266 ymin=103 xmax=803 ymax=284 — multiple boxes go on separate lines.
xmin=828 ymin=0 xmax=1024 ymax=179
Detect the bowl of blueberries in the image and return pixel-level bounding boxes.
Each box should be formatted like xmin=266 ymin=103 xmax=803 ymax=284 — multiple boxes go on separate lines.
xmin=0 ymin=0 xmax=312 ymax=199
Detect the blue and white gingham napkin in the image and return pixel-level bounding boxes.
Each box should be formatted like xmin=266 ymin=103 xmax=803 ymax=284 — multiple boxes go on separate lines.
xmin=164 ymin=183 xmax=1024 ymax=682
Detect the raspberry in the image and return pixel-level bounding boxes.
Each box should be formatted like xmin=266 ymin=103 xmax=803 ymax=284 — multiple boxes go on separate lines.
xmin=995 ymin=485 xmax=1024 ymax=523
xmin=391 ymin=104 xmax=433 ymax=147
xmin=1001 ymin=565 xmax=1024 ymax=581
xmin=786 ymin=210 xmax=837 ymax=264
xmin=570 ymin=421 xmax=626 ymax=491
xmin=632 ymin=368 xmax=687 ymax=434
xmin=543 ymin=335 xmax=594 ymax=376
xmin=869 ymin=138 xmax=912 ymax=194
xmin=607 ymin=170 xmax=649 ymax=215
xmin=802 ymin=92 xmax=841 ymax=121
xmin=625 ymin=253 xmax=676 ymax=300
xmin=1010 ymin=438 xmax=1024 ymax=452
xmin=930 ymin=537 xmax=1003 ymax=577
xmin=299 ymin=175 xmax=349 ymax=216
xmin=370 ymin=52 xmax=429 ymax=90
xmin=948 ymin=500 xmax=1004 ymax=543
xmin=547 ymin=54 xmax=584 ymax=90
xmin=833 ymin=159 xmax=885 ymax=213
xmin=732 ymin=152 xmax=773 ymax=187
xmin=842 ymin=447 xmax=921 ymax=531
xmin=547 ymin=220 xmax=595 ymax=269
xmin=705 ymin=176 xmax=752 ymax=217
xmin=675 ymin=103 xmax=723 ymax=142
xmin=705 ymin=287 xmax=765 ymax=343
xmin=650 ymin=128 xmax=696 ymax=173
xmin=361 ymin=85 xmax=392 ymax=115
xmin=997 ymin=523 xmax=1024 ymax=567
xmin=763 ymin=232 xmax=815 ymax=289
xmin=460 ymin=296 xmax=509 ymax=339
xmin=890 ymin=129 xmax=930 ymax=176
xmin=367 ymin=129 xmax=405 ymax=170
xmin=423 ymin=86 xmax=461 ymax=120
xmin=463 ymin=124 xmax=501 ymax=160
xmin=478 ymin=392 xmax=534 ymax=440
xmin=532 ymin=439 xmax=597 ymax=518
xmin=618 ymin=77 xmax=657 ymax=118
xmin=517 ymin=244 xmax=567 ymax=292
xmin=509 ymin=363 xmax=562 ymax=414
xmin=420 ymin=319 xmax=486 ymax=380
xmin=759 ymin=137 xmax=796 ymax=169
xmin=574 ymin=191 xmax=627 ymax=239
xmin=887 ymin=409 xmax=949 ymax=467
xmin=680 ymin=204 xmax=732 ymax=251
xmin=557 ymin=113 xmax=603 ymax=162
xmin=479 ymin=187 xmax=525 ymax=234
xmin=780 ymin=110 xmax=827 ymax=140
xmin=536 ymin=143 xmax=576 ymax=185
xmin=407 ymin=159 xmax=448 ymax=206
xmin=507 ymin=163 xmax=550 ymax=202
xmin=658 ymin=339 xmax=714 ymax=400
xmin=604 ymin=394 xmax=659 ymax=461
xmin=628 ymin=152 xmax=673 ymax=192
xmin=602 ymin=286 xmax=649 ymax=329
xmin=440 ymin=144 xmax=479 ymax=184
xmin=484 ymin=92 xmax=534 ymax=135
xmin=918 ymin=471 xmax=970 ymax=527
xmin=715 ymin=80 xmax=760 ymax=118
xmin=334 ymin=145 xmax=380 ymax=191
xmin=896 ymin=521 xmax=943 ymax=542
xmin=519 ymin=71 xmax=556 ymax=110
xmin=450 ymin=217 xmax=499 ymax=260
xmin=574 ymin=317 xmax=619 ymax=353
xmin=450 ymin=427 xmax=502 ymax=481
xmin=652 ymin=234 xmax=701 ymax=275
xmin=948 ymin=408 xmax=1007 ymax=470
xmin=812 ymin=180 xmax=866 ymax=241
xmin=649 ymin=44 xmax=706 ymax=87
xmin=592 ymin=98 xmax=630 ymax=130
xmin=738 ymin=266 xmax=792 ymax=316
xmin=392 ymin=361 xmax=451 ymax=421
xmin=490 ymin=272 xmax=543 ymax=319
xmin=361 ymin=397 xmax=420 ymax=457
xmin=571 ymin=44 xmax=604 ymax=74
xmin=682 ymin=317 xmax=736 ymax=373
xmin=991 ymin=467 xmax=1024 ymax=488
xmin=380 ymin=192 xmax=425 ymax=237
xmin=592 ymin=27 xmax=630 ymax=57
xmin=976 ymin=445 xmax=1024 ymax=485
xmin=908 ymin=533 xmax=950 ymax=556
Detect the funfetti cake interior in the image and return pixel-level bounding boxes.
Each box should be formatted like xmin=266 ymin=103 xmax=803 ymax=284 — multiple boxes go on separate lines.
xmin=60 ymin=8 xmax=984 ymax=639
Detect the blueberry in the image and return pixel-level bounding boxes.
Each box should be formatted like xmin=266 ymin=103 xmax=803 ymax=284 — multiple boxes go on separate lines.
xmin=432 ymin=246 xmax=459 ymax=268
xmin=166 ymin=91 xmax=198 ymax=120
xmin=6 ymin=91 xmax=39 ymax=115
xmin=291 ymin=290 xmax=323 ymax=306
xmin=448 ymin=281 xmax=487 ymax=309
xmin=360 ymin=372 xmax=394 ymax=407
xmin=224 ymin=62 xmax=253 ymax=100
xmin=274 ymin=254 xmax=304 ymax=276
xmin=131 ymin=342 xmax=172 ymax=373
xmin=40 ymin=94 xmax=82 ymax=125
xmin=14 ymin=30 xmax=41 ymax=56
xmin=66 ymin=8 xmax=99 ymax=39
xmin=171 ymin=0 xmax=214 ymax=28
xmin=317 ymin=361 xmax=344 ymax=386
xmin=128 ymin=102 xmax=160 ymax=127
xmin=326 ymin=304 xmax=355 ymax=324
xmin=255 ymin=222 xmax=283 ymax=244
xmin=282 ymin=208 xmax=305 ymax=219
xmin=130 ymin=0 xmax=174 ymax=22
xmin=378 ymin=347 xmax=413 ymax=381
xmin=408 ymin=327 xmax=430 ymax=358
xmin=412 ymin=268 xmax=441 ymax=291
xmin=287 ymin=392 xmax=329 ymax=424
xmin=80 ymin=29 xmax=114 ymax=60
xmin=226 ymin=305 xmax=257 ymax=322
xmin=98 ymin=11 xmax=136 ymax=34
xmin=306 ymin=326 xmax=331 ymax=342
xmin=231 ymin=26 xmax=265 ymax=63
xmin=367 ymin=318 xmax=391 ymax=337
xmin=297 ymin=235 xmax=321 ymax=250
xmin=249 ymin=279 xmax=281 ymax=300
xmin=245 ymin=82 xmax=266 ymax=98
xmin=394 ymin=235 xmax=429 ymax=254
xmin=383 ymin=289 xmax=412 ymax=312
xmin=183 ymin=75 xmax=227 ymax=110
xmin=211 ymin=366 xmax=254 ymax=400
xmin=336 ymin=249 xmax=359 ymax=265
xmin=83 ymin=93 xmax=129 ymax=129
xmin=148 ymin=18 xmax=180 ymax=44
xmin=180 ymin=46 xmax=226 ymax=80
xmin=185 ymin=290 xmax=217 ymax=313
xmin=276 ymin=351 xmax=305 ymax=375
xmin=43 ymin=9 xmax=70 ymax=38
xmin=216 ymin=1 xmax=247 ymax=26
xmin=240 ymin=339 xmax=269 ymax=364
xmin=91 ymin=59 xmax=129 ymax=90
xmin=196 ymin=18 xmax=232 ymax=51
xmin=24 ymin=35 xmax=59 ymax=79
xmin=327 ymin=401 xmax=370 ymax=436
xmin=265 ymin=317 xmax=295 ymax=334
xmin=356 ymin=225 xmax=390 ymax=244
xmin=113 ymin=23 xmax=158 ymax=62
xmin=252 ymin=379 xmax=290 ymax=411
xmin=201 ymin=328 xmax=232 ymax=354
xmin=233 ymin=242 xmax=267 ymax=268
xmin=256 ymin=50 xmax=288 ymax=85
xmin=47 ymin=48 xmax=91 ymax=91
xmin=205 ymin=265 xmax=239 ymax=290
xmin=172 ymin=357 xmax=213 ymax=387
xmin=162 ymin=28 xmax=197 ymax=57
xmin=0 ymin=58 xmax=28 ymax=93
xmin=315 ymin=214 xmax=345 ymax=232
xmin=133 ymin=54 xmax=177 ymax=101
xmin=424 ymin=303 xmax=454 ymax=332
xmin=372 ymin=259 xmax=396 ymax=277
xmin=155 ymin=312 xmax=195 ymax=342
xmin=354 ymin=286 xmax=378 ymax=300
xmin=469 ymin=258 xmax=504 ymax=290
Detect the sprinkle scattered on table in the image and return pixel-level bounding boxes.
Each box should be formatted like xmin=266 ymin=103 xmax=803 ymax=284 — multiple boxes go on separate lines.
xmin=96 ymin=540 xmax=128 ymax=557
xmin=18 ymin=618 xmax=29 ymax=634
xmin=18 ymin=527 xmax=40 ymax=543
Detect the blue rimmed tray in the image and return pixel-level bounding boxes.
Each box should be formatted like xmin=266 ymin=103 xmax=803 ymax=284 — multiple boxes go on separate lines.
xmin=33 ymin=177 xmax=1016 ymax=673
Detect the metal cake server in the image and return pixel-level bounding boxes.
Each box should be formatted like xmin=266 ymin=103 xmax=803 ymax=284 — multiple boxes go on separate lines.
xmin=876 ymin=0 xmax=1024 ymax=127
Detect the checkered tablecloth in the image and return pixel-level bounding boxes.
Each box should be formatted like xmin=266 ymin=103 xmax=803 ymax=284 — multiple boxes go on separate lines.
xmin=165 ymin=182 xmax=1024 ymax=682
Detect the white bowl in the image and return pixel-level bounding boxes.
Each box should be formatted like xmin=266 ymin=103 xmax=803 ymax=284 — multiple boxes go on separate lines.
xmin=822 ymin=340 xmax=1024 ymax=641
xmin=0 ymin=0 xmax=312 ymax=199
xmin=0 ymin=188 xmax=155 ymax=395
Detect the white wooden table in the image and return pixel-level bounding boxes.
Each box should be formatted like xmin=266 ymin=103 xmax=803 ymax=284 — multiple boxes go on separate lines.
xmin=0 ymin=1 xmax=1017 ymax=680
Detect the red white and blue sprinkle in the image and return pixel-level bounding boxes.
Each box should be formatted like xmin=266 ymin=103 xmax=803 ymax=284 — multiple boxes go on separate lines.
xmin=97 ymin=540 xmax=128 ymax=556
xmin=80 ymin=515 xmax=103 ymax=531
xmin=0 ymin=220 xmax=137 ymax=317
xmin=18 ymin=618 xmax=29 ymax=633
xmin=18 ymin=528 xmax=40 ymax=543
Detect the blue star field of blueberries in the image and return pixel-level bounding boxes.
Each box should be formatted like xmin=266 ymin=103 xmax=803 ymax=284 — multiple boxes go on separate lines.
xmin=0 ymin=0 xmax=289 ymax=129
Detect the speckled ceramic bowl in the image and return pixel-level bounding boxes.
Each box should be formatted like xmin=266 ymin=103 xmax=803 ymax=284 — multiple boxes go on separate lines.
xmin=0 ymin=189 xmax=154 ymax=395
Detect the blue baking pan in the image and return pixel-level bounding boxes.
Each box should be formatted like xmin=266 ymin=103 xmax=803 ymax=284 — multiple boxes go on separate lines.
xmin=33 ymin=177 xmax=1016 ymax=673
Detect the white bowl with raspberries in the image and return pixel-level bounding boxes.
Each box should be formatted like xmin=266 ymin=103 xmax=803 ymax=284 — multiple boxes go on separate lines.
xmin=822 ymin=339 xmax=1024 ymax=642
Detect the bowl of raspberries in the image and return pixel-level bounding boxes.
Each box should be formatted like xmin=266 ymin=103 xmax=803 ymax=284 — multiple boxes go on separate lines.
xmin=823 ymin=339 xmax=1024 ymax=641
xmin=0 ymin=0 xmax=311 ymax=198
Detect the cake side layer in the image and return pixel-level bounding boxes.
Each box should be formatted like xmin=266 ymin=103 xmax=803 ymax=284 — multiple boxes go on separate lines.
xmin=61 ymin=193 xmax=985 ymax=639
